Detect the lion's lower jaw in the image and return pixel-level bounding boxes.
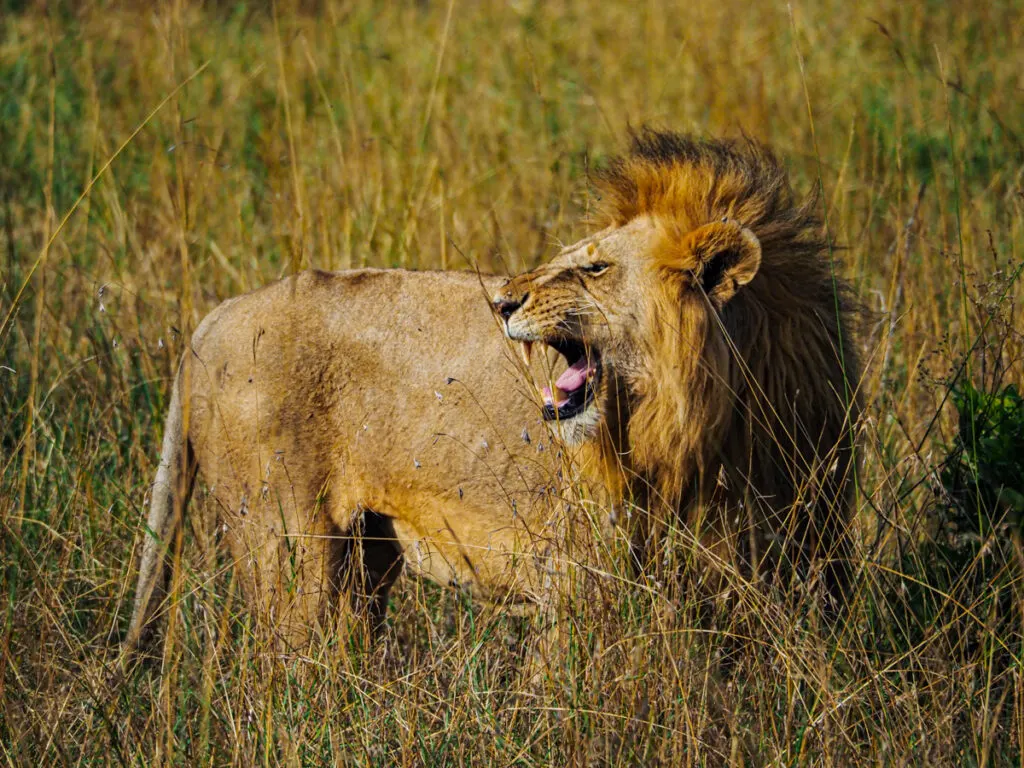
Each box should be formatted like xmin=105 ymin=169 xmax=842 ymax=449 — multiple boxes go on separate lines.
xmin=546 ymin=404 xmax=601 ymax=446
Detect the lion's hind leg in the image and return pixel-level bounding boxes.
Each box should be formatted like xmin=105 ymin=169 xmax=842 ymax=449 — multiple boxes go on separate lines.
xmin=339 ymin=508 xmax=404 ymax=640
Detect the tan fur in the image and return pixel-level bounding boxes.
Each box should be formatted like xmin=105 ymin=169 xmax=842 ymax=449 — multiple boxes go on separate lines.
xmin=127 ymin=130 xmax=861 ymax=655
xmin=495 ymin=130 xmax=861 ymax=601
xmin=126 ymin=268 xmax=599 ymax=652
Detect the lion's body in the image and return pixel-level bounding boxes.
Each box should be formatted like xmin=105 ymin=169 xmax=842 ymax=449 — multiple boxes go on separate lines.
xmin=128 ymin=131 xmax=861 ymax=653
xmin=127 ymin=269 xmax=592 ymax=649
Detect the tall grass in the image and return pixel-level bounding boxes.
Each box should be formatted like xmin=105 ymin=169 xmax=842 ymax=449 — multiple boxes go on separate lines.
xmin=2 ymin=0 xmax=1022 ymax=763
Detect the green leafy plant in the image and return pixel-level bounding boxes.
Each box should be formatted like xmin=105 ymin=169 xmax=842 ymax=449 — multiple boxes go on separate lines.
xmin=942 ymin=382 xmax=1024 ymax=532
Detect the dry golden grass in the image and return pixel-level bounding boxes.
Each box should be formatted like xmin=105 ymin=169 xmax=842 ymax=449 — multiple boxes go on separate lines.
xmin=2 ymin=0 xmax=1023 ymax=764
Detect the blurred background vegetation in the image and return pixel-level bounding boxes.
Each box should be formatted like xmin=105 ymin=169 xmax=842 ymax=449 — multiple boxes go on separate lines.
xmin=1 ymin=0 xmax=1022 ymax=764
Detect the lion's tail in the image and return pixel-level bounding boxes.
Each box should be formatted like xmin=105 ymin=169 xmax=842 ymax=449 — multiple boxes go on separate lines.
xmin=124 ymin=358 xmax=194 ymax=654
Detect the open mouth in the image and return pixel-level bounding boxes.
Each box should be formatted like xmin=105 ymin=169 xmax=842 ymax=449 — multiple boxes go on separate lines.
xmin=519 ymin=338 xmax=602 ymax=421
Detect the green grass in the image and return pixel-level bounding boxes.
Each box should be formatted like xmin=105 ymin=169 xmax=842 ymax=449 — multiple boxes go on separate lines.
xmin=2 ymin=0 xmax=1023 ymax=764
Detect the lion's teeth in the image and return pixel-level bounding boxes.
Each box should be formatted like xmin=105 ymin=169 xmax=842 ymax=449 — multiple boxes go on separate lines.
xmin=520 ymin=341 xmax=533 ymax=366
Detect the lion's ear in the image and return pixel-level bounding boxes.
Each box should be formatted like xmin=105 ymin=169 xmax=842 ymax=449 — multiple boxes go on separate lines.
xmin=678 ymin=220 xmax=762 ymax=306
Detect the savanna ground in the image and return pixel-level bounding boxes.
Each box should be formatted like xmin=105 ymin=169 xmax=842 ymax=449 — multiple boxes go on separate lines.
xmin=2 ymin=0 xmax=1023 ymax=764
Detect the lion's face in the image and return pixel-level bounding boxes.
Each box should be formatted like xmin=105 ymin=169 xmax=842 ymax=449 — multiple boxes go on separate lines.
xmin=493 ymin=218 xmax=657 ymax=443
xmin=493 ymin=215 xmax=762 ymax=446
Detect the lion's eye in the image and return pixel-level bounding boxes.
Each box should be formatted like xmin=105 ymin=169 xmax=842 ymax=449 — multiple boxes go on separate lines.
xmin=580 ymin=262 xmax=611 ymax=275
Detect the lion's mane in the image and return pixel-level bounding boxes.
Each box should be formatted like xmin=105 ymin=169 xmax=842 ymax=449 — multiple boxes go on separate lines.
xmin=597 ymin=130 xmax=861 ymax=588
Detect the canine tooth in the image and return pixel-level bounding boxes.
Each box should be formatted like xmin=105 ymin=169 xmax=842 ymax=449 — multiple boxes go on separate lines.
xmin=520 ymin=340 xmax=533 ymax=366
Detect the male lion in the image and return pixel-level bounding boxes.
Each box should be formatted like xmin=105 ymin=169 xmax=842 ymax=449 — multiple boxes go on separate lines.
xmin=126 ymin=130 xmax=859 ymax=654
xmin=493 ymin=129 xmax=861 ymax=604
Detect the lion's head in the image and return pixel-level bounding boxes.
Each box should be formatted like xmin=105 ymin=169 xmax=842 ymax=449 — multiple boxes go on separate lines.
xmin=494 ymin=130 xmax=860 ymax=589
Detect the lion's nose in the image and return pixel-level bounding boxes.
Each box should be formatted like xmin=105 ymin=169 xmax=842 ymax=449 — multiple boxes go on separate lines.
xmin=493 ymin=294 xmax=527 ymax=320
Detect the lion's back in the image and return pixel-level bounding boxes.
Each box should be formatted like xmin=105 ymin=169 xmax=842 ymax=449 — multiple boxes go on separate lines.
xmin=182 ymin=267 xmax=547 ymax=515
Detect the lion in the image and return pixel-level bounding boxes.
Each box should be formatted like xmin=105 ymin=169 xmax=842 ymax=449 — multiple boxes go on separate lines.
xmin=125 ymin=267 xmax=585 ymax=652
xmin=126 ymin=129 xmax=860 ymax=655
xmin=493 ymin=129 xmax=861 ymax=604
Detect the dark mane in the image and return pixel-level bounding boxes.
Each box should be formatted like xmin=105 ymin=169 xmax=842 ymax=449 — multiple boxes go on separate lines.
xmin=596 ymin=129 xmax=862 ymax=605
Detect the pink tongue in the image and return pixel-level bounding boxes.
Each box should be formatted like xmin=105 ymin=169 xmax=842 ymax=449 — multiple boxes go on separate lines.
xmin=556 ymin=356 xmax=594 ymax=393
xmin=541 ymin=357 xmax=595 ymax=407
